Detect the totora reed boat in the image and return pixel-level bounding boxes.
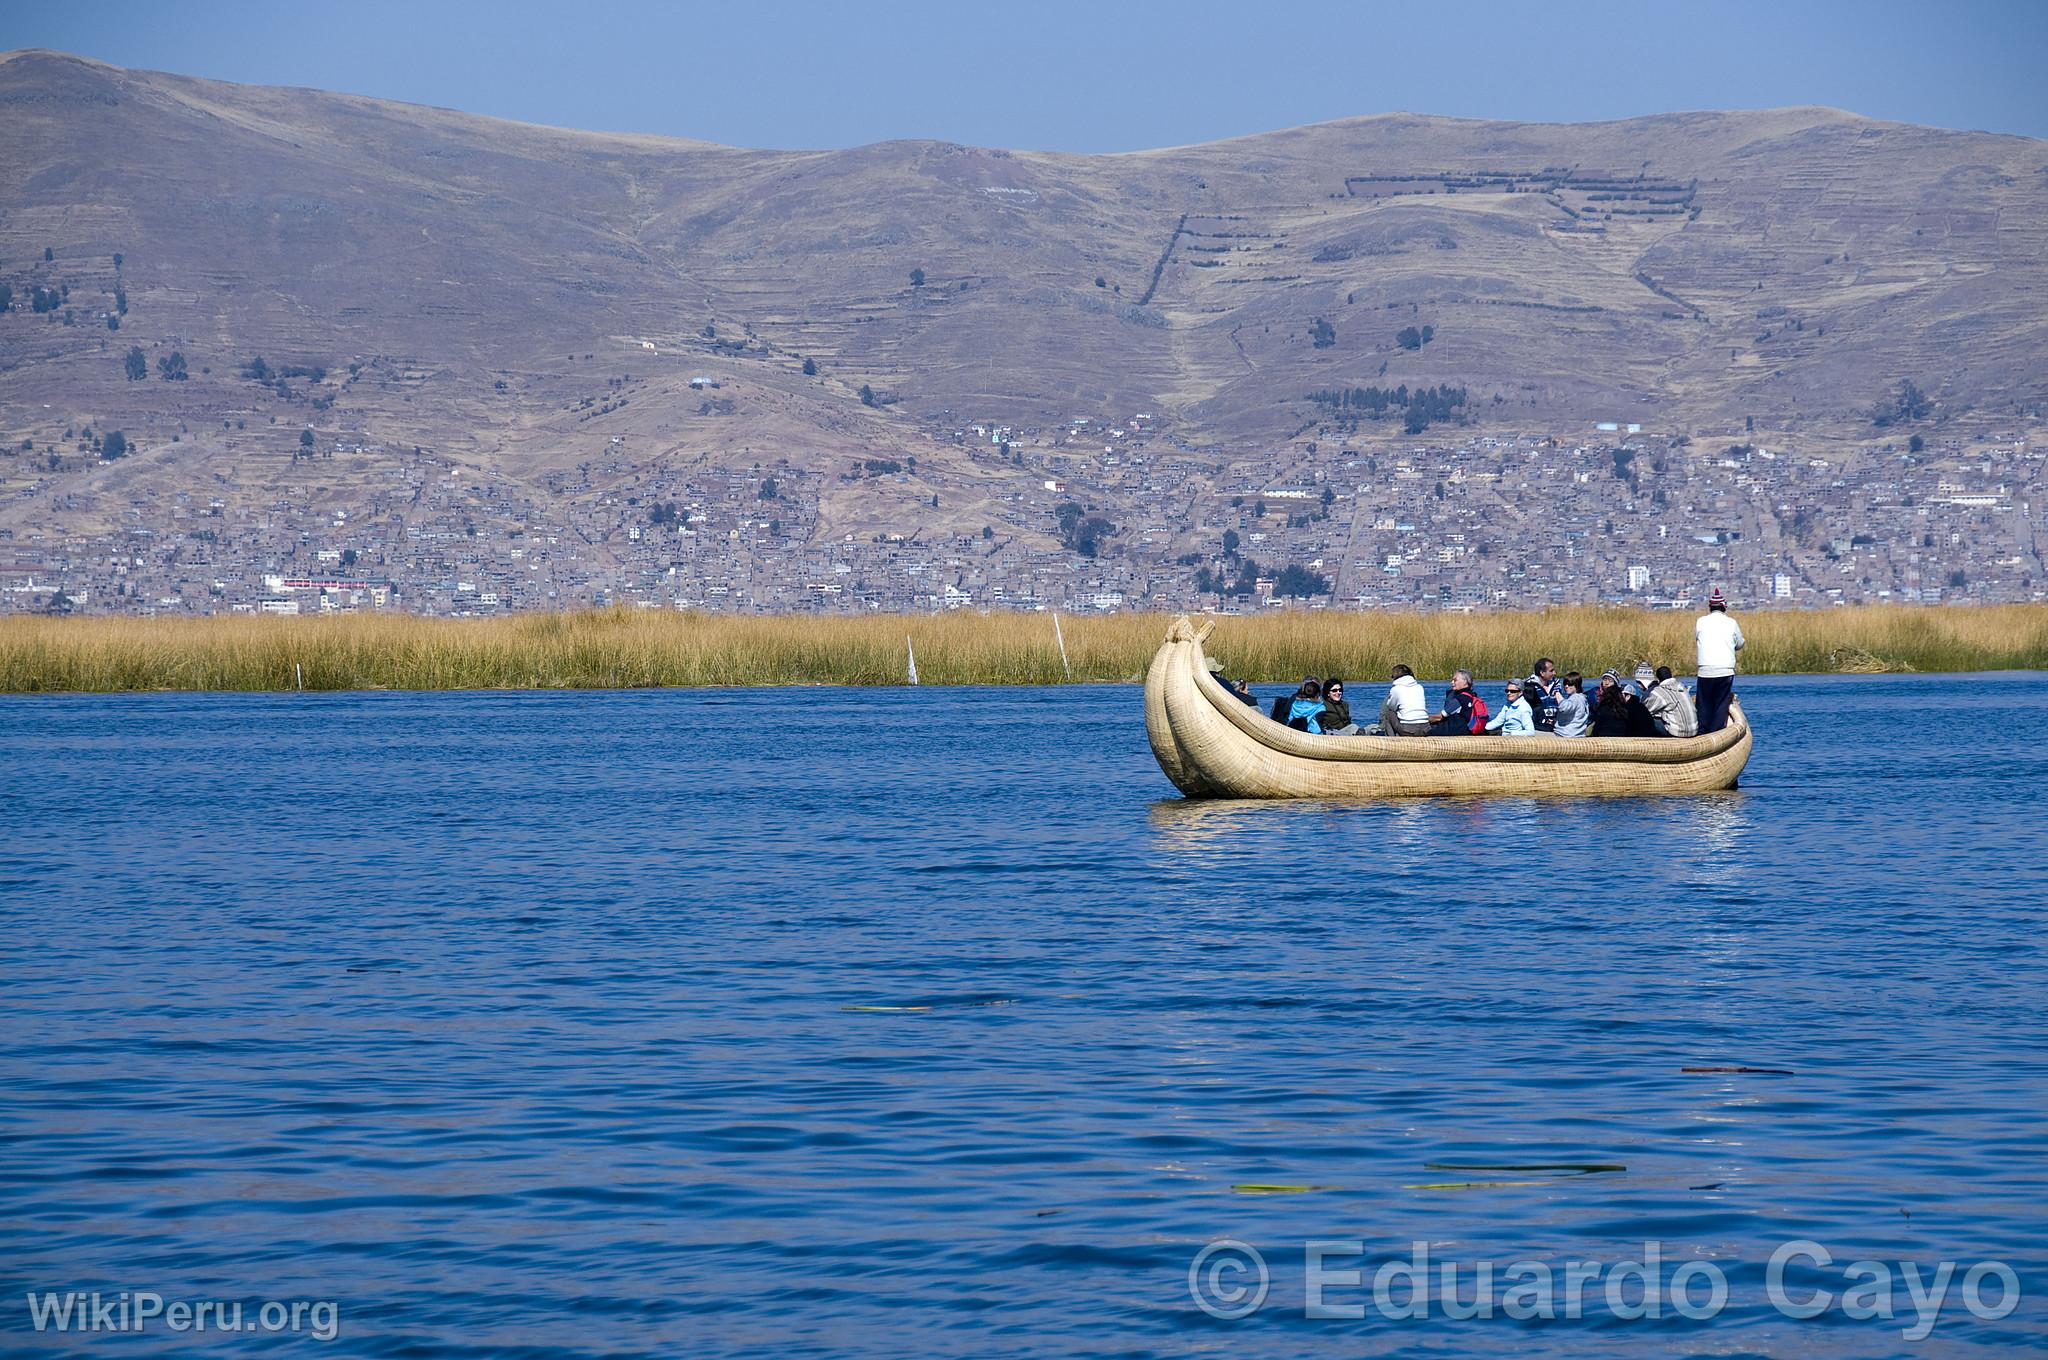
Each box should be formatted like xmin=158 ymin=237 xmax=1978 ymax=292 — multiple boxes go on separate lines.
xmin=1144 ymin=616 xmax=1752 ymax=799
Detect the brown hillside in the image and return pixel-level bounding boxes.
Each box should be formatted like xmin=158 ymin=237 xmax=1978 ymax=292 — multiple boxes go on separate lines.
xmin=1 ymin=50 xmax=2044 ymax=595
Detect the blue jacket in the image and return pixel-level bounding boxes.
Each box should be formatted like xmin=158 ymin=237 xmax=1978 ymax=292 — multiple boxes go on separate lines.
xmin=1287 ymin=698 xmax=1328 ymax=734
xmin=1485 ymin=696 xmax=1536 ymax=735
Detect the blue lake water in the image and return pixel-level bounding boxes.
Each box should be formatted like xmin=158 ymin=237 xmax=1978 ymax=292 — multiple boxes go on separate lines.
xmin=2 ymin=673 xmax=2045 ymax=1357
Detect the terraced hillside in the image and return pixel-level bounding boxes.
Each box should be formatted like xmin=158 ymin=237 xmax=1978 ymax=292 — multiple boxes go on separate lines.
xmin=1 ymin=49 xmax=2044 ymax=605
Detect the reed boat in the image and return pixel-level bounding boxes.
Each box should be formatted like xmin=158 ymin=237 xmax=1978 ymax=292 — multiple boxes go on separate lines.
xmin=1144 ymin=616 xmax=1752 ymax=799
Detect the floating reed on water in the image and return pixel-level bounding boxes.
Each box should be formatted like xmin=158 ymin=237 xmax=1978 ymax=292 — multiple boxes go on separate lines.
xmin=0 ymin=604 xmax=2043 ymax=692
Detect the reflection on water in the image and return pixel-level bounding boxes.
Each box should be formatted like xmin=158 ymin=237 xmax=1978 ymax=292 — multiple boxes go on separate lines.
xmin=1 ymin=673 xmax=2044 ymax=1359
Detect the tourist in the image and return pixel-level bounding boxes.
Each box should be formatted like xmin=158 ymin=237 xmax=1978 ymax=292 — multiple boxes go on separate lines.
xmin=1204 ymin=658 xmax=1259 ymax=707
xmin=1286 ymin=679 xmax=1328 ymax=733
xmin=1552 ymin=671 xmax=1590 ymax=737
xmin=1378 ymin=664 xmax=1432 ymax=736
xmin=1695 ymin=587 xmax=1745 ymax=733
xmin=1524 ymin=657 xmax=1563 ymax=732
xmin=1271 ymin=675 xmax=1318 ymax=724
xmin=1590 ymin=669 xmax=1657 ymax=737
xmin=1319 ymin=678 xmax=1360 ymax=734
xmin=1428 ymin=669 xmax=1488 ymax=736
xmin=1643 ymin=665 xmax=1699 ymax=737
xmin=1483 ymin=679 xmax=1536 ymax=735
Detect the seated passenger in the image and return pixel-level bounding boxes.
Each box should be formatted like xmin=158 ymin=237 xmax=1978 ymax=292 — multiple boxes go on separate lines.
xmin=1378 ymin=664 xmax=1433 ymax=736
xmin=1286 ymin=679 xmax=1328 ymax=733
xmin=1319 ymin=678 xmax=1360 ymax=735
xmin=1643 ymin=665 xmax=1699 ymax=737
xmin=1206 ymin=657 xmax=1260 ymax=707
xmin=1428 ymin=669 xmax=1487 ymax=735
xmin=1484 ymin=679 xmax=1536 ymax=735
xmin=1271 ymin=675 xmax=1318 ymax=724
xmin=1590 ymin=669 xmax=1658 ymax=737
xmin=1523 ymin=658 xmax=1563 ymax=732
xmin=1552 ymin=671 xmax=1590 ymax=738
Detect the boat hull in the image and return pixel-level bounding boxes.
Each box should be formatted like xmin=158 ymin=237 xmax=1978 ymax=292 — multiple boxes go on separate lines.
xmin=1145 ymin=616 xmax=1752 ymax=799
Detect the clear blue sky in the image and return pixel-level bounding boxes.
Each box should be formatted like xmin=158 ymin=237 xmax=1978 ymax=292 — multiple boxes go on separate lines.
xmin=4 ymin=0 xmax=2044 ymax=150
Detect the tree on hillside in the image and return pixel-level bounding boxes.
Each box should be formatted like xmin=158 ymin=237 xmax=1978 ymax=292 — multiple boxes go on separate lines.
xmin=243 ymin=356 xmax=270 ymax=381
xmin=156 ymin=351 xmax=188 ymax=381
xmin=1908 ymin=434 xmax=1924 ymax=453
xmin=1397 ymin=324 xmax=1435 ymax=350
xmin=1056 ymin=501 xmax=1115 ymax=558
xmin=43 ymin=247 xmax=53 ymax=262
xmin=106 ymin=313 xmax=119 ymax=331
xmin=115 ymin=287 xmax=127 ymax=315
xmin=909 ymin=268 xmax=925 ymax=288
xmin=299 ymin=429 xmax=316 ymax=456
xmin=759 ymin=477 xmax=778 ymax=500
xmin=124 ymin=346 xmax=147 ymax=381
xmin=1222 ymin=529 xmax=1240 ymax=556
xmin=1871 ymin=379 xmax=1931 ymax=427
xmin=0 ymin=284 xmax=10 ymax=313
xmin=102 ymin=431 xmax=127 ymax=459
xmin=1273 ymin=564 xmax=1331 ymax=598
xmin=801 ymin=357 xmax=817 ymax=376
xmin=341 ymin=549 xmax=358 ymax=568
xmin=1309 ymin=317 xmax=1336 ymax=348
xmin=859 ymin=384 xmax=876 ymax=407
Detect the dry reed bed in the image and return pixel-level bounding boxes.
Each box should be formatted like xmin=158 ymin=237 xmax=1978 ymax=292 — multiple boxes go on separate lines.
xmin=0 ymin=605 xmax=2044 ymax=692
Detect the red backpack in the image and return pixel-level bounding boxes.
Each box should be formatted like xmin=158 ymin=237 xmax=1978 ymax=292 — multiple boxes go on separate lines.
xmin=1465 ymin=694 xmax=1490 ymax=734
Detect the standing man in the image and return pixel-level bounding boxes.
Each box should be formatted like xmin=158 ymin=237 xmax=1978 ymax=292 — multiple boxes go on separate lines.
xmin=1694 ymin=587 xmax=1745 ymax=733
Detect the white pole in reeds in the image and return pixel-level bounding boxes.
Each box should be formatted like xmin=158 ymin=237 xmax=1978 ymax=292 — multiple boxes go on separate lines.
xmin=294 ymin=662 xmax=304 ymax=690
xmin=1052 ymin=611 xmax=1071 ymax=681
xmin=906 ymin=635 xmax=920 ymax=685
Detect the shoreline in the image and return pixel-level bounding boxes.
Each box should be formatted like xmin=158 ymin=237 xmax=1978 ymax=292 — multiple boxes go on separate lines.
xmin=3 ymin=604 xmax=2045 ymax=693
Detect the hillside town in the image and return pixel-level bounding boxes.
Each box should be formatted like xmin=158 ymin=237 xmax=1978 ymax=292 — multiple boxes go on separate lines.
xmin=2 ymin=405 xmax=2041 ymax=616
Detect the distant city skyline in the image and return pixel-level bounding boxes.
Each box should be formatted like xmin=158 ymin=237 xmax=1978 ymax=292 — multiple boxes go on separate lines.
xmin=4 ymin=0 xmax=2045 ymax=150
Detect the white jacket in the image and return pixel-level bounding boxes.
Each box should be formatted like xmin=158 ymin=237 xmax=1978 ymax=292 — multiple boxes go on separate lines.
xmin=1695 ymin=611 xmax=1745 ymax=678
xmin=1386 ymin=673 xmax=1429 ymax=723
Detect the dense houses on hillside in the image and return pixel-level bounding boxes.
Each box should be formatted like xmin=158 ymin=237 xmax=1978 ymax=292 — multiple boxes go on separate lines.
xmin=2 ymin=413 xmax=2041 ymax=616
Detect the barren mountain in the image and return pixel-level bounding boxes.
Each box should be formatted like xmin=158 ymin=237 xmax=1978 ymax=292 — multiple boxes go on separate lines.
xmin=2 ymin=50 xmax=2045 ymax=611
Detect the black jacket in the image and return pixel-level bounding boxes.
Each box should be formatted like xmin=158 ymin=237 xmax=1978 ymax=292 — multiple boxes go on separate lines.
xmin=1591 ymin=692 xmax=1658 ymax=738
xmin=1429 ymin=686 xmax=1481 ymax=736
xmin=1524 ymin=676 xmax=1562 ymax=731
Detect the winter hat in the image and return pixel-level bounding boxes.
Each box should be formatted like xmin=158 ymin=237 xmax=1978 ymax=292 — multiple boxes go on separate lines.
xmin=1707 ymin=587 xmax=1727 ymax=609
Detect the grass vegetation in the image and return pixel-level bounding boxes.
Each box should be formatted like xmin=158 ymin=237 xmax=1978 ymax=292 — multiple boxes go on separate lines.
xmin=1 ymin=605 xmax=2044 ymax=692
